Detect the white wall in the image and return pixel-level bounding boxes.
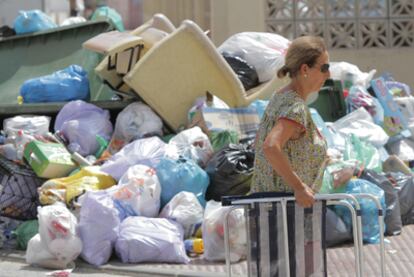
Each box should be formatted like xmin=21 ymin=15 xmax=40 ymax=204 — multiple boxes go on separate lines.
xmin=330 ymin=49 xmax=414 ymax=88
xmin=142 ymin=0 xmax=210 ymax=32
xmin=210 ymin=0 xmax=265 ymax=46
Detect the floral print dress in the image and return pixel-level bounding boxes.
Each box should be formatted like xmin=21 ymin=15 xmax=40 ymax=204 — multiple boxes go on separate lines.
xmin=251 ymin=90 xmax=327 ymax=193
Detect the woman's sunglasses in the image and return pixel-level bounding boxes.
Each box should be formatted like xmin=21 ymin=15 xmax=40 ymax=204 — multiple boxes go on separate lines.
xmin=319 ymin=63 xmax=330 ymax=73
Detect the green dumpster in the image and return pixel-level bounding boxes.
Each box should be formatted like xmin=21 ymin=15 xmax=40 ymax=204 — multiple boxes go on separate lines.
xmin=309 ymin=79 xmax=347 ymax=122
xmin=0 ymin=20 xmax=132 ymax=122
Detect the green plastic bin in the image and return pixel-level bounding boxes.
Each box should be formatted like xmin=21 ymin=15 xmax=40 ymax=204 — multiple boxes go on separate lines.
xmin=0 ymin=20 xmax=132 ymax=121
xmin=309 ymin=79 xmax=347 ymax=122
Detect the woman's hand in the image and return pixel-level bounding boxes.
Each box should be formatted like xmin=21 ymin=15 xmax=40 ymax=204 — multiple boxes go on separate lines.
xmin=294 ymin=185 xmax=315 ymax=208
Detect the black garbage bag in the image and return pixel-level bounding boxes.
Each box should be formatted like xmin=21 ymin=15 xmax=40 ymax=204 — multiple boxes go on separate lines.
xmin=205 ymin=142 xmax=255 ymax=201
xmin=0 ymin=25 xmax=16 ymax=38
xmin=360 ymin=169 xmax=402 ymax=236
xmin=222 ymin=52 xmax=259 ymax=90
xmin=325 ymin=208 xmax=352 ymax=247
xmin=387 ymin=172 xmax=414 ymax=225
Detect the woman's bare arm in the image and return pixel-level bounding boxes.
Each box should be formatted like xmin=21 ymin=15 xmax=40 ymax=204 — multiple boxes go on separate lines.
xmin=263 ymin=119 xmax=315 ymax=207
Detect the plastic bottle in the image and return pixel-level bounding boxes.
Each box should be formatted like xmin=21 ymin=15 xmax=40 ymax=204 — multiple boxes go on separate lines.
xmin=71 ymin=152 xmax=92 ymax=167
xmin=0 ymin=144 xmax=18 ymax=161
xmin=184 ymin=238 xmax=204 ymax=254
xmin=95 ymin=135 xmax=109 ymax=158
xmin=86 ymin=155 xmax=97 ymax=164
xmin=14 ymin=130 xmax=35 ymax=160
xmin=17 ymin=95 xmax=23 ymax=105
xmin=343 ymin=72 xmax=355 ymax=91
xmin=54 ymin=130 xmax=69 ymax=146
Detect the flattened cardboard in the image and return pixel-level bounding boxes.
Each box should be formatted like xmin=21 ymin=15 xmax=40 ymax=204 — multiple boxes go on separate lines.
xmin=189 ymin=107 xmax=259 ymax=140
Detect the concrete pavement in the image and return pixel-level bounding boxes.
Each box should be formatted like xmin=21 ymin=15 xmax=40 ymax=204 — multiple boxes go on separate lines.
xmin=0 ymin=250 xmax=238 ymax=277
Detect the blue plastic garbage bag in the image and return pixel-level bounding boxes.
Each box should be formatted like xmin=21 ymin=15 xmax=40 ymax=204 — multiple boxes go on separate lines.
xmin=20 ymin=65 xmax=90 ymax=103
xmin=14 ymin=10 xmax=57 ymax=34
xmin=156 ymin=157 xmax=209 ymax=208
xmin=0 ymin=216 xmax=22 ymax=249
xmin=333 ymin=179 xmax=386 ymax=244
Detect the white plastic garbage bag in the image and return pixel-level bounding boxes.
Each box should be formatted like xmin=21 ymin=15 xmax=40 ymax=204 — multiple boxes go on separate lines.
xmin=37 ymin=203 xmax=79 ymax=245
xmin=218 ymin=32 xmax=290 ymax=82
xmin=101 ymin=136 xmax=166 ymax=181
xmin=4 ymin=115 xmax=50 ymax=137
xmin=394 ymin=97 xmax=414 ymax=123
xmin=27 ymin=203 xmax=82 ymax=269
xmin=329 ymin=61 xmax=376 ymax=88
xmin=202 ymin=200 xmax=246 ymax=262
xmin=332 ymin=107 xmax=389 ymax=147
xmin=165 ymin=126 xmax=213 ymax=168
xmin=26 ymin=234 xmax=68 ymax=269
xmin=159 ymin=191 xmax=204 ymax=239
xmin=325 ymin=123 xmax=348 ymax=153
xmin=110 ymin=164 xmax=161 ymax=219
xmin=78 ymin=191 xmax=120 ymax=266
xmin=115 ymin=216 xmax=190 ymax=264
xmin=60 ymin=16 xmax=86 ymax=26
xmin=387 ymin=137 xmax=414 ymax=162
xmin=107 ymin=102 xmax=163 ymax=154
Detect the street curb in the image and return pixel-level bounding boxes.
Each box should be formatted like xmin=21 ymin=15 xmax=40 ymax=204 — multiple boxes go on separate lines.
xmin=0 ymin=250 xmax=242 ymax=277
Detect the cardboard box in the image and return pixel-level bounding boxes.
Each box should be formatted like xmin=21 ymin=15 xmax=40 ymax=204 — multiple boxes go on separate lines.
xmin=371 ymin=77 xmax=411 ymax=138
xmin=189 ymin=107 xmax=260 ymax=140
xmin=23 ymin=141 xmax=77 ymax=179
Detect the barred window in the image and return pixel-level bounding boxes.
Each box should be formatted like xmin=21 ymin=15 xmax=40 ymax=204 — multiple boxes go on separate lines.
xmin=266 ymin=0 xmax=414 ymax=48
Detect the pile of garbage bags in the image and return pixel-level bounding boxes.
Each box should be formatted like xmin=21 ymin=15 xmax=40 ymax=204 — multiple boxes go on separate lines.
xmin=3 ymin=8 xmax=414 ymax=272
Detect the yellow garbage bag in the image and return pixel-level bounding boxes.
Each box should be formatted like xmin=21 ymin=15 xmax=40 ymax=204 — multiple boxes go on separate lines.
xmin=39 ymin=166 xmax=116 ymax=205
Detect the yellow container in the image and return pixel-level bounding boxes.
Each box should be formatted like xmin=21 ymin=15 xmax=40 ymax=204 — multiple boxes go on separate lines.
xmin=184 ymin=238 xmax=204 ymax=254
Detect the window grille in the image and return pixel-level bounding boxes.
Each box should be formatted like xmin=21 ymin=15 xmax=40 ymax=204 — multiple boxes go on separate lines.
xmin=266 ymin=0 xmax=414 ymax=48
